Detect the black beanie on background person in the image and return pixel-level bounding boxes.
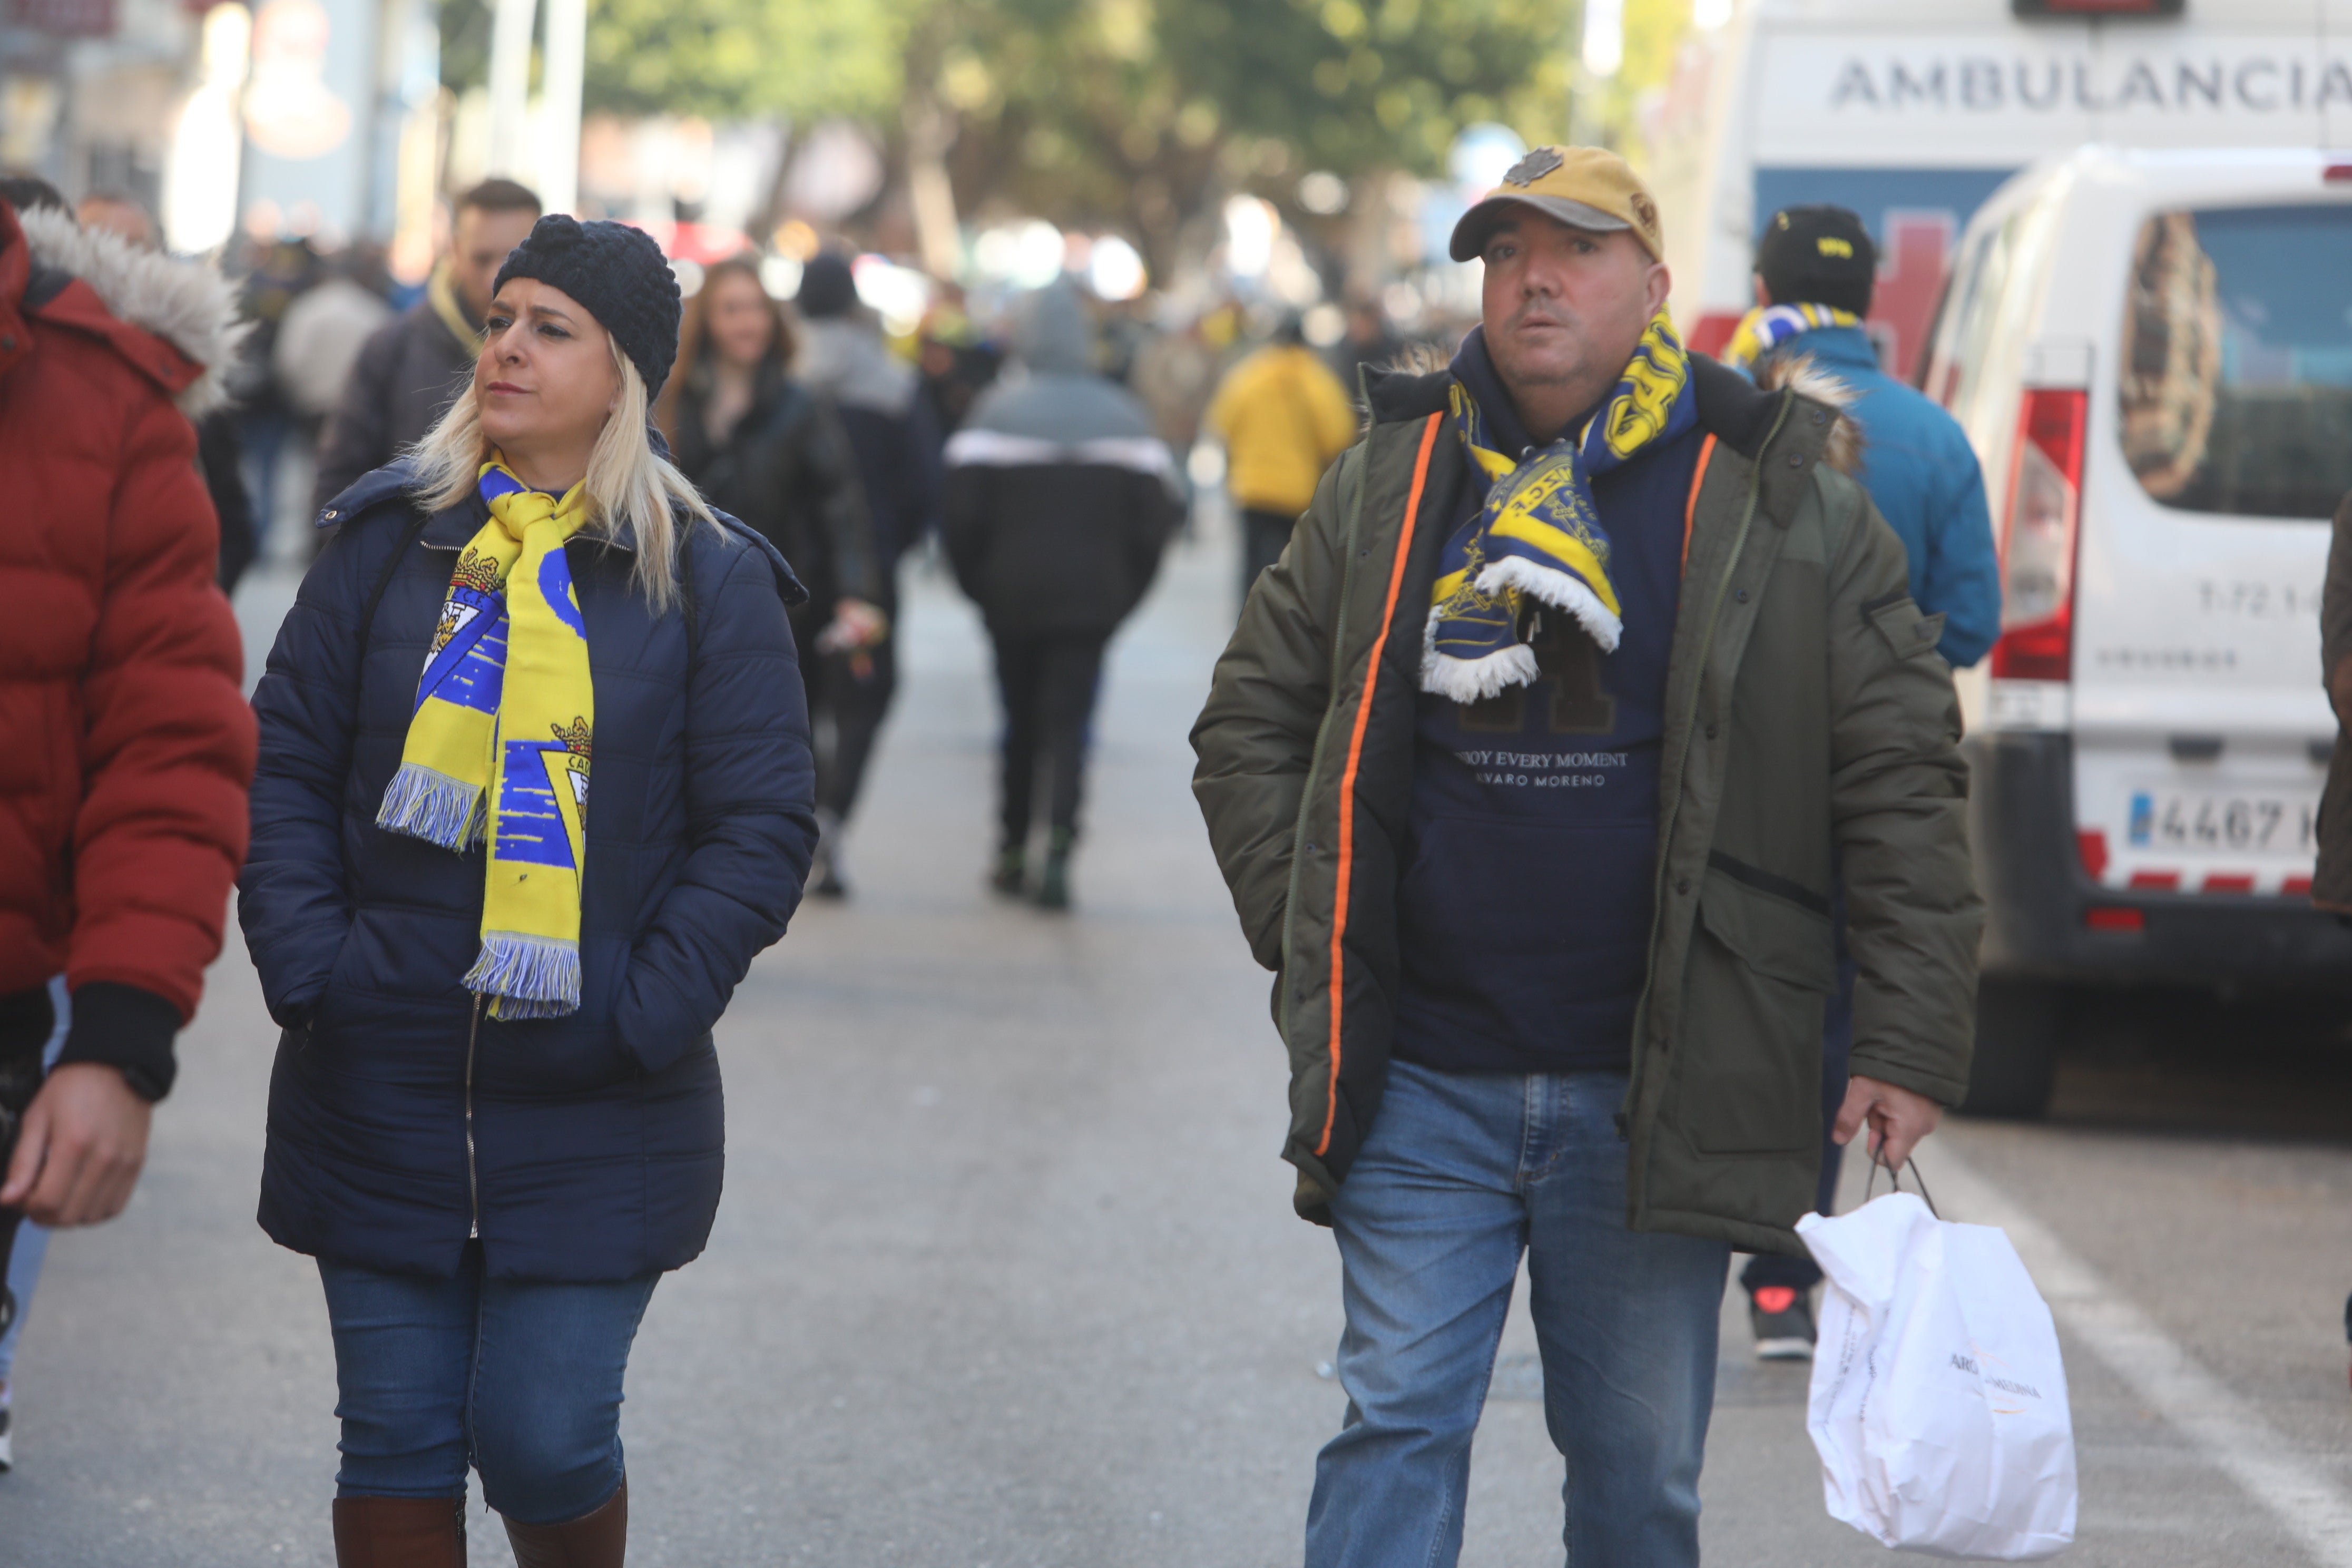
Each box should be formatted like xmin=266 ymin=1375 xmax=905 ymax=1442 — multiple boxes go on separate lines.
xmin=796 ymin=252 xmax=858 ymax=320
xmin=492 ymin=213 xmax=683 ymax=397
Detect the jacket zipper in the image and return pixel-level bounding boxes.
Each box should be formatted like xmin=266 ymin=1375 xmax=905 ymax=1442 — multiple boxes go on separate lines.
xmin=464 ymin=993 xmax=484 ymax=1238
xmin=1621 ymin=396 xmax=1792 ymax=1142
xmin=1278 ymin=425 xmax=1373 ymax=1046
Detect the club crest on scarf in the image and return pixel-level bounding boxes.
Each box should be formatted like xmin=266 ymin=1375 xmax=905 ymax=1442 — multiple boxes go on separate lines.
xmin=1722 ymin=301 xmax=1861 ymax=373
xmin=377 ymin=456 xmax=595 ymax=1020
xmin=1423 ymin=311 xmax=1696 ymax=702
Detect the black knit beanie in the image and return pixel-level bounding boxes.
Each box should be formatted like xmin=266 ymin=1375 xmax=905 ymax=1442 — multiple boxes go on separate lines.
xmin=492 ymin=214 xmax=683 ymax=398
xmin=796 ymin=252 xmax=858 ymax=320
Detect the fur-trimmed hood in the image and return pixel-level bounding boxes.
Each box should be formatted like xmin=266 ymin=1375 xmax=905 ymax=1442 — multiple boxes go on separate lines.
xmin=1754 ymin=351 xmax=1864 ymax=477
xmin=14 ymin=204 xmax=248 ymax=417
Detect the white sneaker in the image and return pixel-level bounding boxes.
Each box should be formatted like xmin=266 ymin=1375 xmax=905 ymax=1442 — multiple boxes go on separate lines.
xmin=0 ymin=1402 xmax=13 ymax=1473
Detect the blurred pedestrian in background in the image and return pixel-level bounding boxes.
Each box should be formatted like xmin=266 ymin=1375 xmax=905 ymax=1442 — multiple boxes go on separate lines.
xmin=70 ymin=185 xmax=259 ymax=593
xmin=1129 ymin=305 xmax=1223 ymax=520
xmin=660 ymin=254 xmax=888 ymax=896
xmin=945 ymin=279 xmax=1180 ymax=909
xmin=1328 ymin=295 xmax=1404 ymax=390
xmin=274 ymin=248 xmax=392 ymax=446
xmin=242 ymin=215 xmax=815 ymax=1566
xmin=915 ymin=287 xmax=1002 ymax=437
xmin=1206 ymin=315 xmax=1359 ymax=602
xmin=0 ymin=185 xmax=257 ymax=1475
xmin=311 ymin=178 xmax=541 ymax=515
xmin=791 ymin=250 xmax=943 ymax=897
xmin=1721 ymin=203 xmax=2002 ymax=1360
xmin=1727 ymin=206 xmax=2000 ymax=669
xmin=1193 ymin=146 xmax=1980 ymax=1568
xmin=228 ymin=232 xmax=325 ymax=550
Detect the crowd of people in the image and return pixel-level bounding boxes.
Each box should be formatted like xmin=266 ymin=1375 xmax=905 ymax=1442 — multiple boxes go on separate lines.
xmin=19 ymin=130 xmax=2310 ymax=1568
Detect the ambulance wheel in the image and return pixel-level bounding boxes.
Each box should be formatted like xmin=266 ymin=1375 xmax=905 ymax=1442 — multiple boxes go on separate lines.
xmin=1960 ymin=977 xmax=2063 ymax=1119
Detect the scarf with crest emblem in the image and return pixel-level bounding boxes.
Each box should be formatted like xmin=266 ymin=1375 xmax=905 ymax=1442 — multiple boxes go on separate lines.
xmin=1422 ymin=311 xmax=1697 ymax=702
xmin=376 ymin=455 xmax=595 ymax=1019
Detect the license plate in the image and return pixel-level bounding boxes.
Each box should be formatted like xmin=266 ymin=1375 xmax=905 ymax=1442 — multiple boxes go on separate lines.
xmin=2125 ymin=789 xmax=2317 ymax=856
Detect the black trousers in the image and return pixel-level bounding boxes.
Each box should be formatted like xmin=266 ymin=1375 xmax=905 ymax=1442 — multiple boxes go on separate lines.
xmin=792 ymin=604 xmax=901 ymax=827
xmin=816 ymin=639 xmax=897 ymax=821
xmin=991 ymin=633 xmax=1108 ymax=849
xmin=1240 ymin=507 xmax=1297 ymax=605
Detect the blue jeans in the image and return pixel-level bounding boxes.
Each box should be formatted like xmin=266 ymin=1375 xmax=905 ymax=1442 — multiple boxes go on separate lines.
xmin=1308 ymin=1060 xmax=1730 ymax=1568
xmin=0 ymin=978 xmax=68 ymax=1387
xmin=317 ymin=1242 xmax=658 ymax=1524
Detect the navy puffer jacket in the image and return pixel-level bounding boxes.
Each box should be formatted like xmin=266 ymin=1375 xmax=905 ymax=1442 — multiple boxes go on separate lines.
xmin=239 ymin=460 xmax=816 ymax=1281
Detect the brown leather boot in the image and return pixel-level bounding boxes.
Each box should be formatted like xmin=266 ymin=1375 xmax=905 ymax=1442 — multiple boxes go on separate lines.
xmin=331 ymin=1494 xmax=467 ymax=1567
xmin=502 ymin=1476 xmax=626 ymax=1567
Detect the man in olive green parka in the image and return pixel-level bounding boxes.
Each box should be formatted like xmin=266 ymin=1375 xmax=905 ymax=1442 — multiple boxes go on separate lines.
xmin=1189 ymin=145 xmax=1982 ymax=1567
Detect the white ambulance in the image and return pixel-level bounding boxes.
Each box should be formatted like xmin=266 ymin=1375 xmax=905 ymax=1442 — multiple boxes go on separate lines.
xmin=1650 ymin=0 xmax=2352 ymax=381
xmin=1922 ymin=146 xmax=2352 ymax=1114
xmin=1648 ymin=1 xmax=2352 ymax=1113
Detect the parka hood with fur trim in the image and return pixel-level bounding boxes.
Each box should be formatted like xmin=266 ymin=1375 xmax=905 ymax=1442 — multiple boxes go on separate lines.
xmin=5 ymin=201 xmax=247 ymax=417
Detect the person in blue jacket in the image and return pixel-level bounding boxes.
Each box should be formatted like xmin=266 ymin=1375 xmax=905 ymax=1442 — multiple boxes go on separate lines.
xmin=239 ymin=215 xmax=817 ymax=1567
xmin=1725 ymin=204 xmax=2001 ymax=1358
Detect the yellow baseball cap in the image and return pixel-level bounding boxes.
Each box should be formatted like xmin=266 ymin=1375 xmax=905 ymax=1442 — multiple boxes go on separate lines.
xmin=1448 ymin=144 xmax=1664 ymax=264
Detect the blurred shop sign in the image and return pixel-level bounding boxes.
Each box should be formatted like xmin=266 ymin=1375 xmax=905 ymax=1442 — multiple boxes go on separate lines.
xmin=244 ymin=0 xmax=349 ymax=159
xmin=239 ymin=0 xmax=374 ymax=240
xmin=8 ymin=0 xmax=116 ymax=37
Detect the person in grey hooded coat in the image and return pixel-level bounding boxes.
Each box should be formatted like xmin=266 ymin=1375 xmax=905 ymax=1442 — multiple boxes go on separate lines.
xmin=943 ymin=280 xmax=1181 ymax=908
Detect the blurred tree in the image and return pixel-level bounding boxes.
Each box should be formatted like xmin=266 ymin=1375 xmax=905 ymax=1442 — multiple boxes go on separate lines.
xmin=584 ymin=0 xmax=909 ymax=120
xmin=1157 ymin=0 xmax=1576 ymax=177
xmin=557 ymin=0 xmax=1686 ymax=274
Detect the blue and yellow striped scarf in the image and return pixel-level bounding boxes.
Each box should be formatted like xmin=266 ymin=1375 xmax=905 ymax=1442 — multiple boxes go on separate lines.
xmin=376 ymin=456 xmax=596 ymax=1020
xmin=1722 ymin=301 xmax=1862 ymax=373
xmin=1422 ymin=311 xmax=1697 ymax=702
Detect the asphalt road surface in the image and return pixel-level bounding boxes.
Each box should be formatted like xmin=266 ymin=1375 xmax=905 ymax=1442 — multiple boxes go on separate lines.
xmin=4 ymin=506 xmax=2348 ymax=1566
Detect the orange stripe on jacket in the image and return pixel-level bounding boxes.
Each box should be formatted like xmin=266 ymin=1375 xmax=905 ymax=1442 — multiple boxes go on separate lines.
xmin=1682 ymin=433 xmax=1717 ymax=575
xmin=1318 ymin=412 xmax=1444 ymax=1160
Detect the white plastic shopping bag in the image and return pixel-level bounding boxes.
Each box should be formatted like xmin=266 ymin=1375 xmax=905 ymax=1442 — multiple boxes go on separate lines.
xmin=1796 ymin=1190 xmax=2077 ymax=1559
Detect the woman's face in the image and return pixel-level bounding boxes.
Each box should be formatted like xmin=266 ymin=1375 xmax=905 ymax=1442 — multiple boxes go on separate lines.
xmin=705 ymin=272 xmax=776 ymax=369
xmin=476 ymin=277 xmax=620 ymax=460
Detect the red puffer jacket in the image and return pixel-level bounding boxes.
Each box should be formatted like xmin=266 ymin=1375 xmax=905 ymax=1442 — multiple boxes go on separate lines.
xmin=0 ymin=198 xmax=256 ymax=1097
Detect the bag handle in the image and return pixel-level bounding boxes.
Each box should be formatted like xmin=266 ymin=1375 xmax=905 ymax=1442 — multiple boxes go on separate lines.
xmin=1863 ymin=1144 xmax=1941 ymax=1219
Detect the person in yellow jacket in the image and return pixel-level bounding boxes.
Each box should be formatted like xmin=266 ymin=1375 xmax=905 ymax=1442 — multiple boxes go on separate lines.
xmin=1207 ymin=318 xmax=1360 ymax=601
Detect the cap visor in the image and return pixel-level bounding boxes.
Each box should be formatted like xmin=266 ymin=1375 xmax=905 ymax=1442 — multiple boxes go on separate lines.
xmin=1449 ymin=194 xmax=1632 ymax=263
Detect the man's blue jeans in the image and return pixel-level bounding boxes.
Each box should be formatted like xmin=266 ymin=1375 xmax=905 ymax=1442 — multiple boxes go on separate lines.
xmin=1307 ymin=1060 xmax=1730 ymax=1568
xmin=317 ymin=1241 xmax=658 ymax=1524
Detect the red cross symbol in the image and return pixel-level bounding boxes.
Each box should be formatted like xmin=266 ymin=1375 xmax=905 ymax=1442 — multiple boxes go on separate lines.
xmin=1866 ymin=211 xmax=1955 ymax=387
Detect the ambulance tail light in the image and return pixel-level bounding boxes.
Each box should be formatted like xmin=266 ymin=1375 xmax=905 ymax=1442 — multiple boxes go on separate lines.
xmin=1991 ymin=388 xmax=2086 ymax=682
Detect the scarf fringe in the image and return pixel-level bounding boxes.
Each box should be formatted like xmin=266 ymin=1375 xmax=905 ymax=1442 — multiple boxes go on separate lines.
xmin=1474 ymin=557 xmax=1625 ymax=655
xmin=464 ymin=933 xmax=582 ymax=1019
xmin=376 ymin=763 xmax=487 ymax=851
xmin=1420 ymin=609 xmax=1542 ymax=703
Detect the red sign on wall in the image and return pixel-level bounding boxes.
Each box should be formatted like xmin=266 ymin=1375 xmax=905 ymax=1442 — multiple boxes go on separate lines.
xmin=8 ymin=0 xmax=116 ymax=35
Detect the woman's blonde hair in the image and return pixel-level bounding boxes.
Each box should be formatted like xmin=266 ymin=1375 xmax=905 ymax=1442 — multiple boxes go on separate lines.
xmin=410 ymin=335 xmax=717 ymax=611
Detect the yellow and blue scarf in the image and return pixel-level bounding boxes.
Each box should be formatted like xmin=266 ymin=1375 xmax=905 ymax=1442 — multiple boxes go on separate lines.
xmin=1423 ymin=312 xmax=1697 ymax=702
xmin=377 ymin=456 xmax=595 ymax=1020
xmin=1722 ymin=301 xmax=1862 ymax=373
